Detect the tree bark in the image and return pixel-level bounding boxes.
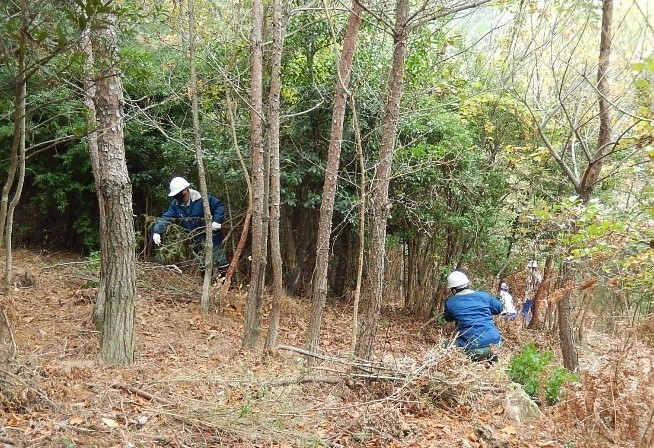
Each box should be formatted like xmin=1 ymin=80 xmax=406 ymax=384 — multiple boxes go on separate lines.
xmin=306 ymin=0 xmax=363 ymax=360
xmin=528 ymin=255 xmax=552 ymax=330
xmin=557 ymin=262 xmax=579 ymax=372
xmin=355 ymin=0 xmax=409 ymax=361
xmin=242 ymin=0 xmax=266 ymax=350
xmin=265 ymin=0 xmax=287 ymax=350
xmin=92 ymin=18 xmax=137 ymax=365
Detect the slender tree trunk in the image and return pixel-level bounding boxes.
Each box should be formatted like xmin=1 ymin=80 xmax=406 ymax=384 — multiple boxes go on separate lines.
xmin=186 ymin=0 xmax=214 ymax=313
xmin=355 ymin=0 xmax=409 ymax=361
xmin=83 ymin=29 xmax=108 ymax=328
xmin=92 ymin=18 xmax=137 ymax=365
xmin=306 ymin=0 xmax=363 ymax=359
xmin=4 ymin=9 xmax=27 ymax=288
xmin=265 ymin=0 xmax=287 ymax=350
xmin=222 ymin=92 xmax=252 ymax=288
xmin=350 ymin=97 xmax=366 ymax=354
xmin=242 ymin=0 xmax=266 ymax=350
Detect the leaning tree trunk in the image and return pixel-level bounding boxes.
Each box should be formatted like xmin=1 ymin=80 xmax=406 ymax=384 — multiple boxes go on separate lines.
xmin=222 ymin=91 xmax=252 ymax=289
xmin=242 ymin=0 xmax=266 ymax=350
xmin=92 ymin=18 xmax=137 ymax=365
xmin=306 ymin=0 xmax=363 ymax=360
xmin=82 ymin=28 xmax=108 ymax=328
xmin=355 ymin=0 xmax=409 ymax=361
xmin=265 ymin=0 xmax=287 ymax=351
xmin=350 ymin=98 xmax=366 ymax=354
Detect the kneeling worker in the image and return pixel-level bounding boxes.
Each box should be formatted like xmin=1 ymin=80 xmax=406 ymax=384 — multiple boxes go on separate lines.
xmin=443 ymin=270 xmax=504 ymax=362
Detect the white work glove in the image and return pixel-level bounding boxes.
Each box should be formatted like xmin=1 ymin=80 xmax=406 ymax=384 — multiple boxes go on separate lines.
xmin=212 ymin=222 xmax=221 ymax=230
xmin=152 ymin=233 xmax=161 ymax=246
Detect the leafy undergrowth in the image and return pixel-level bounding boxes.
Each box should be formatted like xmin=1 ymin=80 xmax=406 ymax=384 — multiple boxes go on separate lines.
xmin=0 ymin=250 xmax=652 ymax=447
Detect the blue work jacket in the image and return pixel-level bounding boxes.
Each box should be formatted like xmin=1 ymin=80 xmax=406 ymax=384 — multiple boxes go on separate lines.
xmin=443 ymin=290 xmax=503 ymax=350
xmin=152 ymin=189 xmax=224 ymax=242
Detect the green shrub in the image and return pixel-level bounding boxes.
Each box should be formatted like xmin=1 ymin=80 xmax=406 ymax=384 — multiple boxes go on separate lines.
xmin=507 ymin=343 xmax=579 ymax=404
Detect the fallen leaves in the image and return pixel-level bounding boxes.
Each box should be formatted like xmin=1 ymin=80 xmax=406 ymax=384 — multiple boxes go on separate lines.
xmin=69 ymin=416 xmax=85 ymax=425
xmin=101 ymin=417 xmax=120 ymax=428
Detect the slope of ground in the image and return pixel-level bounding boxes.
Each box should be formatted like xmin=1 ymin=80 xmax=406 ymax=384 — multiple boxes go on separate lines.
xmin=0 ymin=250 xmax=652 ymax=447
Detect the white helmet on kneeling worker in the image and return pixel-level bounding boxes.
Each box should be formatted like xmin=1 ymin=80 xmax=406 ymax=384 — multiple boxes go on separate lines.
xmin=447 ymin=270 xmax=469 ymax=291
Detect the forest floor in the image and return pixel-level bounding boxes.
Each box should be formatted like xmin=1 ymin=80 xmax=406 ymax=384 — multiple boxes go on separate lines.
xmin=0 ymin=250 xmax=653 ymax=448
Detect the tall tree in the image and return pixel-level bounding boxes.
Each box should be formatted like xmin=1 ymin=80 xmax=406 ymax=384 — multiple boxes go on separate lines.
xmin=507 ymin=0 xmax=620 ymax=372
xmin=91 ymin=14 xmax=137 ymax=364
xmin=355 ymin=0 xmax=492 ymax=360
xmin=305 ymin=0 xmax=363 ymax=359
xmin=242 ymin=0 xmax=266 ymax=350
xmin=3 ymin=2 xmax=28 ymax=288
xmin=265 ymin=0 xmax=287 ymax=350
xmin=355 ymin=0 xmax=410 ymax=361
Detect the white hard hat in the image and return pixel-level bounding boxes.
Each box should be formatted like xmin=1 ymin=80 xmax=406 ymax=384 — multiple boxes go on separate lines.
xmin=168 ymin=177 xmax=190 ymax=197
xmin=500 ymin=282 xmax=509 ymax=291
xmin=528 ymin=260 xmax=538 ymax=269
xmin=447 ymin=271 xmax=469 ymax=289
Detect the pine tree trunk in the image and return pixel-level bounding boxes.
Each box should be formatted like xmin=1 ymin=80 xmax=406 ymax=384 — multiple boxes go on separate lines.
xmin=265 ymin=0 xmax=287 ymax=350
xmin=92 ymin=19 xmax=137 ymax=365
xmin=306 ymin=0 xmax=362 ymax=359
xmin=355 ymin=0 xmax=409 ymax=361
xmin=242 ymin=0 xmax=266 ymax=350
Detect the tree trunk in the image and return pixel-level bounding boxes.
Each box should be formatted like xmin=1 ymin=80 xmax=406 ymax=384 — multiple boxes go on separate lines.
xmin=355 ymin=0 xmax=409 ymax=361
xmin=306 ymin=0 xmax=362 ymax=360
xmin=529 ymin=255 xmax=553 ymax=330
xmin=222 ymin=91 xmax=252 ymax=288
xmin=83 ymin=29 xmax=108 ymax=328
xmin=579 ymin=0 xmax=613 ymax=202
xmin=557 ymin=0 xmax=612 ymax=371
xmin=3 ymin=8 xmax=27 ymax=288
xmin=242 ymin=0 xmax=266 ymax=350
xmin=186 ymin=0 xmax=214 ymax=313
xmin=557 ymin=262 xmax=579 ymax=372
xmin=92 ymin=18 xmax=137 ymax=365
xmin=351 ymin=98 xmax=366 ymax=354
xmin=265 ymin=0 xmax=287 ymax=350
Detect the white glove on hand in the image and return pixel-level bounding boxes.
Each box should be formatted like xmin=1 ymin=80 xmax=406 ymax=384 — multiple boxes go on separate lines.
xmin=152 ymin=233 xmax=161 ymax=246
xmin=212 ymin=222 xmax=222 ymax=230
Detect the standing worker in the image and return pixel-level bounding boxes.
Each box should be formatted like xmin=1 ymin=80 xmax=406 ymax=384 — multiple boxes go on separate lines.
xmin=152 ymin=177 xmax=229 ymax=275
xmin=443 ymin=271 xmax=504 ymax=362
xmin=499 ymin=282 xmax=517 ymax=319
xmin=521 ymin=260 xmax=542 ymax=324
